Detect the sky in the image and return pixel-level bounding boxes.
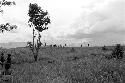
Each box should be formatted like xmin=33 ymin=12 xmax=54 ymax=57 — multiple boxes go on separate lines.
xmin=0 ymin=0 xmax=125 ymax=46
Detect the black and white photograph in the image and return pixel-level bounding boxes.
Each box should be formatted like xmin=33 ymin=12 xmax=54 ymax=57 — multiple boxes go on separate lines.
xmin=0 ymin=0 xmax=125 ymax=82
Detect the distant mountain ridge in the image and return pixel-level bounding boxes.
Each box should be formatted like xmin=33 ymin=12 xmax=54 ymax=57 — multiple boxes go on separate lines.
xmin=0 ymin=42 xmax=27 ymax=48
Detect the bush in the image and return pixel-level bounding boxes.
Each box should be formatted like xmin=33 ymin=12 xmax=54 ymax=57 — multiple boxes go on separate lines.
xmin=102 ymin=45 xmax=107 ymax=50
xmin=70 ymin=48 xmax=75 ymax=52
xmin=111 ymin=44 xmax=124 ymax=59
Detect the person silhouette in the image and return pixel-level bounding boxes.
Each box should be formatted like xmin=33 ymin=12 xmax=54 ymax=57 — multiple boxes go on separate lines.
xmin=0 ymin=53 xmax=5 ymax=68
xmin=88 ymin=44 xmax=90 ymax=47
xmin=6 ymin=54 xmax=11 ymax=64
xmin=4 ymin=54 xmax=11 ymax=75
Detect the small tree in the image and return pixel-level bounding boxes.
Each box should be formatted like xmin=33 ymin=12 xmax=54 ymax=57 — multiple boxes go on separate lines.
xmin=27 ymin=3 xmax=50 ymax=61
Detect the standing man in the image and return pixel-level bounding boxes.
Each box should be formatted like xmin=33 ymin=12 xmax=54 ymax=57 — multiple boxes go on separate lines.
xmin=0 ymin=53 xmax=5 ymax=68
xmin=6 ymin=54 xmax=11 ymax=64
xmin=4 ymin=54 xmax=11 ymax=75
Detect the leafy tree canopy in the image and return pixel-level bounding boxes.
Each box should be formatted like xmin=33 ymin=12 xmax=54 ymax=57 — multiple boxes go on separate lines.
xmin=0 ymin=23 xmax=17 ymax=33
xmin=0 ymin=0 xmax=16 ymax=12
xmin=0 ymin=0 xmax=16 ymax=33
xmin=28 ymin=3 xmax=51 ymax=32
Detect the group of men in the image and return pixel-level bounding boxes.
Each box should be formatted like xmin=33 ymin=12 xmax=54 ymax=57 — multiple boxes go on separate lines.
xmin=0 ymin=53 xmax=11 ymax=75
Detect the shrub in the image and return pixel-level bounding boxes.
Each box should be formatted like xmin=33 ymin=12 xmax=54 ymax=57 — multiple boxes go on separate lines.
xmin=70 ymin=48 xmax=75 ymax=52
xmin=102 ymin=45 xmax=107 ymax=50
xmin=111 ymin=44 xmax=124 ymax=59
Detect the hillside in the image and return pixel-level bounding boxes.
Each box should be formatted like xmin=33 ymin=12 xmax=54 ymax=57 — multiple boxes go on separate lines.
xmin=0 ymin=46 xmax=125 ymax=83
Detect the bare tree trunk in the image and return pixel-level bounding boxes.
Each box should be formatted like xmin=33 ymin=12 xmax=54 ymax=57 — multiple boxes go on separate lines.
xmin=32 ymin=28 xmax=42 ymax=61
xmin=34 ymin=53 xmax=37 ymax=61
xmin=33 ymin=28 xmax=35 ymax=50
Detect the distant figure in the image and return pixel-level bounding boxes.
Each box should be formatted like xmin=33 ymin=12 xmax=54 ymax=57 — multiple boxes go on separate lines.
xmin=45 ymin=43 xmax=46 ymax=47
xmin=65 ymin=44 xmax=66 ymax=47
xmin=0 ymin=53 xmax=5 ymax=68
xmin=6 ymin=54 xmax=11 ymax=64
xmin=88 ymin=44 xmax=89 ymax=47
xmin=3 ymin=54 xmax=12 ymax=75
xmin=50 ymin=45 xmax=52 ymax=47
xmin=81 ymin=44 xmax=82 ymax=47
xmin=5 ymin=54 xmax=11 ymax=70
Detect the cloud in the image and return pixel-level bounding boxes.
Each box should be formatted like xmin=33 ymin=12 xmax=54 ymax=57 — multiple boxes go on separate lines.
xmin=66 ymin=0 xmax=125 ymax=45
xmin=0 ymin=0 xmax=124 ymax=46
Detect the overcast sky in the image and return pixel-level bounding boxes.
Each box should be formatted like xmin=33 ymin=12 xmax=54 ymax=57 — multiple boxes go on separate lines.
xmin=0 ymin=0 xmax=125 ymax=46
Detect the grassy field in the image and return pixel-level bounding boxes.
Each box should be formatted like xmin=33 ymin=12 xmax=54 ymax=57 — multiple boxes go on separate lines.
xmin=0 ymin=46 xmax=125 ymax=83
